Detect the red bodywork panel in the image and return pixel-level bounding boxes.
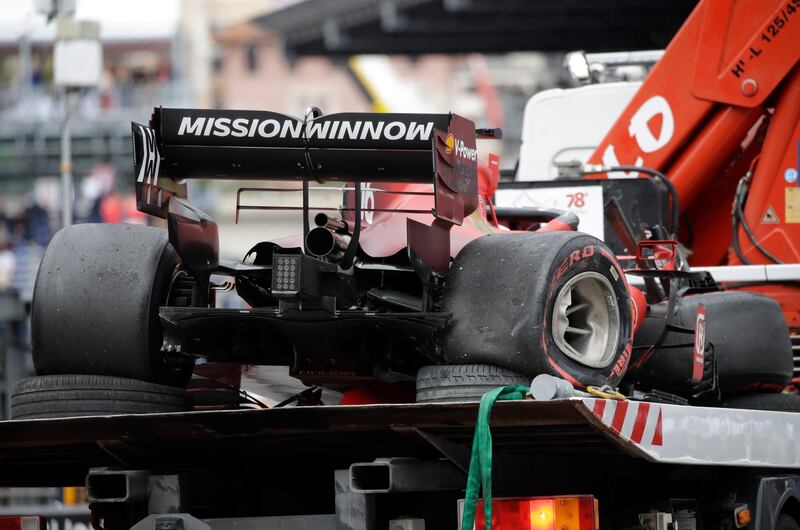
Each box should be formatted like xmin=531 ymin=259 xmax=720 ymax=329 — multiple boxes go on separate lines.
xmin=341 ymin=143 xmax=501 ymax=260
xmin=587 ymin=0 xmax=800 ymax=326
xmin=339 ymin=182 xmax=497 ymax=260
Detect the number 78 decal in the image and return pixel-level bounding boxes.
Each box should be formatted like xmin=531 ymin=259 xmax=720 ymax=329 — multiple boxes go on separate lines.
xmin=567 ymin=192 xmax=586 ymax=208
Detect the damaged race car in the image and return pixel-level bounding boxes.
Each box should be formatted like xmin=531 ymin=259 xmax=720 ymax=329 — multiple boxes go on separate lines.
xmin=10 ymin=106 xmax=793 ymax=418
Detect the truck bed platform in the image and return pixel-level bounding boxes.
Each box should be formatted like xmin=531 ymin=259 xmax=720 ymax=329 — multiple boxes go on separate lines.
xmin=0 ymin=397 xmax=797 ymax=486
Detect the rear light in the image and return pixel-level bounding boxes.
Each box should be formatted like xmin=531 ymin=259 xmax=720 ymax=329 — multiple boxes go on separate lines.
xmin=734 ymin=505 xmax=751 ymax=528
xmin=272 ymin=254 xmax=301 ymax=295
xmin=459 ymin=495 xmax=598 ymax=530
xmin=0 ymin=516 xmax=45 ymax=530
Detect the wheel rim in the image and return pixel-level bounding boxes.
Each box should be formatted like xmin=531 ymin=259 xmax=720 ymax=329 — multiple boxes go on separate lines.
xmin=551 ymin=271 xmax=620 ymax=368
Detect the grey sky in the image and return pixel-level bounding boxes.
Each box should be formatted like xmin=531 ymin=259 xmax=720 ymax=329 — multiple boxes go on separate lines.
xmin=0 ymin=0 xmax=181 ymax=41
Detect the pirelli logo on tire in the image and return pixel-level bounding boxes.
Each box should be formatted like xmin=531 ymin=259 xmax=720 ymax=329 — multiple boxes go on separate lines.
xmin=555 ymin=245 xmax=596 ymax=281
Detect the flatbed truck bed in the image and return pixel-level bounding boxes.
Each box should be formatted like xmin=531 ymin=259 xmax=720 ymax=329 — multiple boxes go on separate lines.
xmin=1 ymin=398 xmax=800 ymax=530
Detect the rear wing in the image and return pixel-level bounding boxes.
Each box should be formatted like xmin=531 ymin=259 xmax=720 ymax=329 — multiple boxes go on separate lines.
xmin=131 ymin=107 xmax=480 ymax=224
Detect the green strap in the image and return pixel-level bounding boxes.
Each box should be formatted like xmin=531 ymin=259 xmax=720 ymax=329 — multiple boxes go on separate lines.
xmin=461 ymin=385 xmax=530 ymax=530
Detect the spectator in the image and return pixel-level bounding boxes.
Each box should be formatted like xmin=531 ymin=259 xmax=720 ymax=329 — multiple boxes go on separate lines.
xmin=23 ymin=200 xmax=51 ymax=246
xmin=0 ymin=228 xmax=15 ymax=290
xmin=79 ymin=164 xmax=115 ymax=223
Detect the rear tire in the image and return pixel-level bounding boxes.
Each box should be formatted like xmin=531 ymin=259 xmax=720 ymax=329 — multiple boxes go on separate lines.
xmin=629 ymin=291 xmax=792 ymax=397
xmin=441 ymin=232 xmax=632 ymax=388
xmin=720 ymin=392 xmax=800 ymax=412
xmin=775 ymin=513 xmax=800 ymax=530
xmin=777 ymin=515 xmax=800 ymax=530
xmin=416 ymin=364 xmax=529 ymax=403
xmin=10 ymin=374 xmax=192 ymax=419
xmin=31 ymin=224 xmax=192 ymax=386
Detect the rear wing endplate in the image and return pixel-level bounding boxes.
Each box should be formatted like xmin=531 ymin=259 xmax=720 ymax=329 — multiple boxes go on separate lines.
xmin=131 ymin=122 xmax=188 ymax=218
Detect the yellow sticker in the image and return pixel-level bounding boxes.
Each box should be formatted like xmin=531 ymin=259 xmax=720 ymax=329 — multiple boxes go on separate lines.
xmin=787 ymin=188 xmax=800 ymax=224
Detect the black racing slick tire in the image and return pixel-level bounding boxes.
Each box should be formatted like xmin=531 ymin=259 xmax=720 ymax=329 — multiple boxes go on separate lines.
xmin=629 ymin=291 xmax=792 ymax=397
xmin=720 ymin=393 xmax=800 ymax=412
xmin=9 ymin=375 xmax=192 ymax=419
xmin=776 ymin=515 xmax=800 ymax=530
xmin=441 ymin=232 xmax=632 ymax=389
xmin=416 ymin=364 xmax=530 ymax=403
xmin=31 ymin=224 xmax=191 ymax=386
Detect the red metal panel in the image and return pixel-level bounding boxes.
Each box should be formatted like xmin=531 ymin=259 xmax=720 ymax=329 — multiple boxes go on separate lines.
xmin=691 ymin=0 xmax=800 ymax=108
xmin=587 ymin=2 xmax=716 ymax=177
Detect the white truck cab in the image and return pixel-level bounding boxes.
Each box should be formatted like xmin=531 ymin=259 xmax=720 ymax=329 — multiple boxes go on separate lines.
xmin=516 ymin=81 xmax=640 ymax=181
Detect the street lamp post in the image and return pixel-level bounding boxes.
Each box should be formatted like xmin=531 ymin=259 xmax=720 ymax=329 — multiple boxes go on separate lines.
xmin=59 ymin=90 xmax=78 ymax=227
xmin=53 ymin=17 xmax=102 ymax=227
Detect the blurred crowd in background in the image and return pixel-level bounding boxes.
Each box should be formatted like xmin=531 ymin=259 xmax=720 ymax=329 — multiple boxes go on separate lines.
xmin=0 ymin=165 xmax=145 ymax=295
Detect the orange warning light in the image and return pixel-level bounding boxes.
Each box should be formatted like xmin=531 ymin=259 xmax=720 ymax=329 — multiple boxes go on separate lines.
xmin=467 ymin=495 xmax=598 ymax=530
xmin=735 ymin=506 xmax=751 ymax=528
xmin=530 ymin=498 xmax=555 ymax=530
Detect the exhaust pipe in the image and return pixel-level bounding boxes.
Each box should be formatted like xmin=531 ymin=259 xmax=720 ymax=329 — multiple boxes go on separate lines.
xmin=306 ymin=226 xmax=350 ymax=260
xmin=314 ymin=212 xmax=348 ymax=232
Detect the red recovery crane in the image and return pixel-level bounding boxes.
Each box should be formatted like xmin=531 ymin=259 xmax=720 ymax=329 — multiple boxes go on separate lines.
xmin=587 ymin=0 xmax=800 ymax=327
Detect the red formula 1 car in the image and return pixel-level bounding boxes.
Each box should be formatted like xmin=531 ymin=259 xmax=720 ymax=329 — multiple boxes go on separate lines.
xmin=11 ymin=106 xmax=792 ymax=418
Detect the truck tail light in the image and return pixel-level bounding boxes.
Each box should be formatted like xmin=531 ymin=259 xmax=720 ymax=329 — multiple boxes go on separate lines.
xmin=0 ymin=516 xmax=45 ymax=530
xmin=459 ymin=495 xmax=598 ymax=530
